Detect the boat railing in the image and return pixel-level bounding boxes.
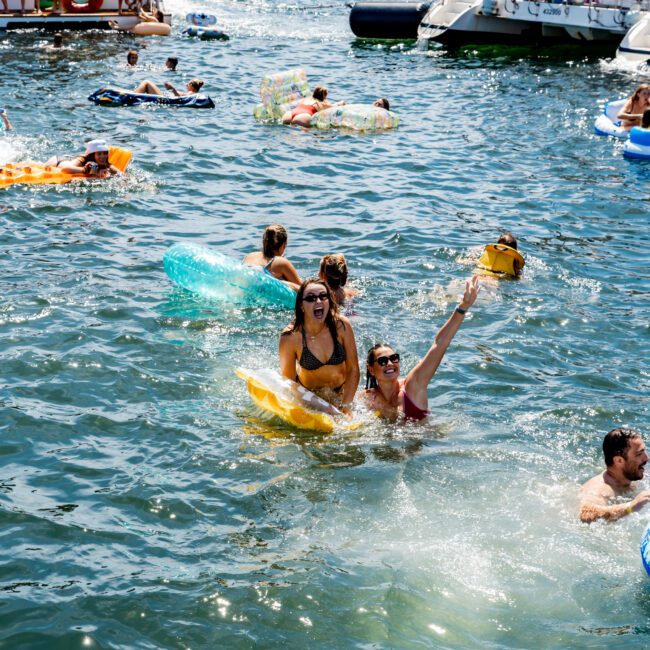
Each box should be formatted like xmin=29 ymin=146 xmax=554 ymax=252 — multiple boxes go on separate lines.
xmin=0 ymin=0 xmax=161 ymax=14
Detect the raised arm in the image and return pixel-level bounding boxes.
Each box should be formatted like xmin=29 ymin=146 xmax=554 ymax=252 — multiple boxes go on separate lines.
xmin=338 ymin=317 xmax=360 ymax=408
xmin=404 ymin=276 xmax=479 ymax=403
xmin=579 ymin=489 xmax=650 ymax=523
xmin=164 ymin=82 xmax=180 ymax=97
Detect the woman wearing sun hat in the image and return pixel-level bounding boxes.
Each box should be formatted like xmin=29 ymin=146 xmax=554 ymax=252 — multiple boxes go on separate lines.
xmin=46 ymin=139 xmax=124 ymax=178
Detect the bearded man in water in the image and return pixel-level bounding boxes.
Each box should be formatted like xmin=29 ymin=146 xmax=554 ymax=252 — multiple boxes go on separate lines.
xmin=579 ymin=428 xmax=650 ymax=523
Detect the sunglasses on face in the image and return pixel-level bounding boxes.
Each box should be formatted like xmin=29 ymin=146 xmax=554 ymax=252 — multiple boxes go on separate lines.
xmin=303 ymin=293 xmax=329 ymax=303
xmin=376 ymin=353 xmax=400 ymax=366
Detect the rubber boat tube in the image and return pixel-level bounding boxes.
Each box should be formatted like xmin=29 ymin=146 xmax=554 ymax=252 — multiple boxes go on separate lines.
xmin=594 ymin=99 xmax=628 ymax=139
xmin=130 ymin=22 xmax=172 ymax=36
xmin=623 ymin=126 xmax=650 ymax=159
xmin=349 ymin=2 xmax=431 ymax=39
xmin=88 ymin=86 xmax=215 ymax=109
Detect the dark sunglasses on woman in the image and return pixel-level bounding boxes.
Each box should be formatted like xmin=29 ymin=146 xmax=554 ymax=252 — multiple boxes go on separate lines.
xmin=376 ymin=353 xmax=400 ymax=366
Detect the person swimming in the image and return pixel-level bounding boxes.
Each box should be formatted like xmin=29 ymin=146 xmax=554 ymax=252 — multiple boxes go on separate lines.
xmin=0 ymin=108 xmax=12 ymax=132
xmin=319 ymin=254 xmax=355 ymax=306
xmin=242 ymin=224 xmax=302 ymax=290
xmin=476 ymin=232 xmax=524 ymax=278
xmin=363 ymin=276 xmax=479 ymax=422
xmin=280 ymin=278 xmax=359 ymax=413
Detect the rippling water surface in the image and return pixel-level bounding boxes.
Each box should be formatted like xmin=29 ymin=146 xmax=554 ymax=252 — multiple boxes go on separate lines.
xmin=1 ymin=1 xmax=649 ymax=647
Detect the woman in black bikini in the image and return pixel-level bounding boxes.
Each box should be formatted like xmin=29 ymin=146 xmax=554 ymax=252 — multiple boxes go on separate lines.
xmin=279 ymin=278 xmax=359 ymax=413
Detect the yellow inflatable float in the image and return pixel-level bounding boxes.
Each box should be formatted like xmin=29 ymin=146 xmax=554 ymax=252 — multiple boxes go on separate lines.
xmin=477 ymin=243 xmax=525 ymax=278
xmin=236 ymin=367 xmax=349 ymax=433
xmin=0 ymin=146 xmax=132 ymax=189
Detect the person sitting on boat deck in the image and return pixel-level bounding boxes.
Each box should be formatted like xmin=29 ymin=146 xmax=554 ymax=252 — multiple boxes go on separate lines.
xmin=578 ymin=428 xmax=650 ymax=523
xmin=132 ymin=78 xmax=204 ymax=97
xmin=319 ymin=254 xmax=356 ymax=307
xmin=617 ymin=84 xmax=650 ymax=130
xmin=476 ymin=232 xmax=524 ymax=279
xmin=45 ymin=139 xmax=123 ymax=178
xmin=127 ymin=49 xmax=139 ymax=66
xmin=373 ymin=98 xmax=390 ymax=110
xmin=243 ymin=223 xmax=302 ymax=291
xmin=0 ymin=108 xmax=13 ymax=132
xmin=138 ymin=7 xmax=165 ymax=23
xmin=280 ymin=278 xmax=360 ymax=413
xmin=364 ymin=276 xmax=479 ymax=422
xmin=166 ymin=57 xmax=178 ymax=72
xmin=281 ymin=86 xmax=342 ymax=127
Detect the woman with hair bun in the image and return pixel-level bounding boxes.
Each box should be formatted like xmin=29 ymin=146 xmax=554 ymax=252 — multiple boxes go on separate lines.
xmin=243 ymin=224 xmax=302 ymax=290
xmin=319 ymin=254 xmax=356 ymax=306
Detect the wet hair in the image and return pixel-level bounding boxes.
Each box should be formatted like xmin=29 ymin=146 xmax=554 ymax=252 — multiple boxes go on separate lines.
xmin=53 ymin=32 xmax=63 ymax=43
xmin=375 ymin=98 xmax=390 ymax=111
xmin=166 ymin=57 xmax=178 ymax=71
xmin=284 ymin=278 xmax=339 ymax=344
xmin=630 ymin=84 xmax=650 ymax=106
xmin=497 ymin=232 xmax=518 ymax=250
xmin=127 ymin=49 xmax=138 ymax=64
xmin=643 ymin=109 xmax=650 ymax=129
xmin=262 ymin=224 xmax=288 ymax=258
xmin=188 ymin=79 xmax=204 ymax=93
xmin=155 ymin=9 xmax=164 ymax=22
xmin=312 ymin=86 xmax=328 ymax=102
xmin=603 ymin=428 xmax=641 ymax=467
xmin=320 ymin=254 xmax=348 ymax=291
xmin=365 ymin=343 xmax=391 ymax=389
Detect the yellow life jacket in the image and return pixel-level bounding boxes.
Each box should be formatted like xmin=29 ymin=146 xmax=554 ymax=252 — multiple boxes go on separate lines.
xmin=477 ymin=244 xmax=524 ymax=278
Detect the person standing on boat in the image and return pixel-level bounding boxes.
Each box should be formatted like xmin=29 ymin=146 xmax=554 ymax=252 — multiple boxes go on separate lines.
xmin=579 ymin=428 xmax=650 ymax=523
xmin=618 ymin=85 xmax=650 ymax=130
xmin=364 ymin=276 xmax=479 ymax=421
xmin=243 ymin=224 xmax=302 ymax=290
xmin=280 ymin=279 xmax=359 ymax=413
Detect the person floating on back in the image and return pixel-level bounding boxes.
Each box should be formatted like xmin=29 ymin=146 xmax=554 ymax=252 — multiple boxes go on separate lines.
xmin=579 ymin=428 xmax=650 ymax=523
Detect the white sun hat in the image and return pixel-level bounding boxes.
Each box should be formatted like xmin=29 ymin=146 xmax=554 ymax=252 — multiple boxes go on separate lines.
xmin=85 ymin=139 xmax=110 ymax=155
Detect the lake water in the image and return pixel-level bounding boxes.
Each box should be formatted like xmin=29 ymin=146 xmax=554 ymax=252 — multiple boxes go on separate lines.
xmin=1 ymin=1 xmax=649 ymax=647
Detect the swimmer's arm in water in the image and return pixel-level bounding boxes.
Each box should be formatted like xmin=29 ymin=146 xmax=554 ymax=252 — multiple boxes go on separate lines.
xmin=578 ymin=488 xmax=650 ymax=523
xmin=338 ymin=316 xmax=360 ymax=412
xmin=279 ymin=329 xmax=299 ymax=381
xmin=404 ymin=276 xmax=479 ymax=404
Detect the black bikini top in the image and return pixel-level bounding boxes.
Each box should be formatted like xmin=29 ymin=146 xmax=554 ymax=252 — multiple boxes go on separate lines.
xmin=299 ymin=327 xmax=346 ymax=371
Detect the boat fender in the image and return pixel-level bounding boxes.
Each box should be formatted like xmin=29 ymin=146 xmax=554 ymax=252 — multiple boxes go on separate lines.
xmin=349 ymin=2 xmax=431 ymax=40
xmin=62 ymin=0 xmax=103 ymax=13
xmin=477 ymin=244 xmax=524 ymax=277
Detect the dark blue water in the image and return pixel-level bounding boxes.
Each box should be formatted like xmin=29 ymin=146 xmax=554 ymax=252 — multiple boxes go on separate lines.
xmin=1 ymin=1 xmax=649 ymax=647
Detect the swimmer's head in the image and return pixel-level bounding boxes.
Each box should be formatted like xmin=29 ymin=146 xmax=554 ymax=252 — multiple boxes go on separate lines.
xmin=319 ymin=254 xmax=348 ymax=291
xmin=127 ymin=49 xmax=138 ymax=66
xmin=365 ymin=343 xmax=400 ymax=389
xmin=84 ymin=139 xmax=110 ymax=166
xmin=166 ymin=57 xmax=178 ymax=71
xmin=53 ymin=32 xmax=63 ymax=46
xmin=155 ymin=9 xmax=164 ymax=22
xmin=643 ymin=109 xmax=650 ymax=129
xmin=603 ymin=428 xmax=647 ymax=481
xmin=632 ymin=84 xmax=650 ymax=104
xmin=373 ymin=98 xmax=390 ymax=111
xmin=262 ymin=224 xmax=288 ymax=258
xmin=312 ymin=86 xmax=328 ymax=102
xmin=187 ymin=78 xmax=204 ymax=93
xmin=497 ymin=232 xmax=518 ymax=250
xmin=293 ymin=278 xmax=338 ymax=333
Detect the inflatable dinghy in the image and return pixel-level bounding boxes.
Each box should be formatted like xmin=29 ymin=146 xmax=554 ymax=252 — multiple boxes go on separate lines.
xmin=185 ymin=12 xmax=229 ymax=40
xmin=163 ymin=242 xmax=297 ymax=309
xmin=623 ymin=126 xmax=650 ymax=159
xmin=310 ymin=103 xmax=399 ymax=131
xmin=88 ymin=86 xmax=215 ymax=109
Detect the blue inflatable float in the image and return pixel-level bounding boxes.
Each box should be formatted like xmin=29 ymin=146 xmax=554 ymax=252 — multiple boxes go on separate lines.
xmin=184 ymin=12 xmax=229 ymax=40
xmin=163 ymin=243 xmax=297 ymax=309
xmin=623 ymin=126 xmax=650 ymax=159
xmin=594 ymin=99 xmax=628 ymax=139
xmin=641 ymin=524 xmax=650 ymax=576
xmin=88 ymin=86 xmax=215 ymax=109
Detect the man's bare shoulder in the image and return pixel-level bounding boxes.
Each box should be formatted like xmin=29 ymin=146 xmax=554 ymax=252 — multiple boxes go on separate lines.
xmin=579 ymin=472 xmax=616 ymax=503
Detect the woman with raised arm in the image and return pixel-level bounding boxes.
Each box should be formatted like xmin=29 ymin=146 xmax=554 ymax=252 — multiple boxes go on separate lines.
xmin=364 ymin=276 xmax=479 ymax=421
xmin=280 ymin=278 xmax=359 ymax=413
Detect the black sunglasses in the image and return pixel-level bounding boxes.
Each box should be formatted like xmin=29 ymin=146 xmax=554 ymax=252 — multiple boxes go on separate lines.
xmin=303 ymin=292 xmax=329 ymax=303
xmin=376 ymin=353 xmax=400 ymax=366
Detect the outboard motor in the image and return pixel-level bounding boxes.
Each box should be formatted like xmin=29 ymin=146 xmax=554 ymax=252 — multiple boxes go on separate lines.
xmin=349 ymin=2 xmax=431 ymax=39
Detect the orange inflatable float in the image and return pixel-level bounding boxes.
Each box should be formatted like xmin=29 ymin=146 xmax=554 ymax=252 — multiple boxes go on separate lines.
xmin=0 ymin=147 xmax=132 ymax=189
